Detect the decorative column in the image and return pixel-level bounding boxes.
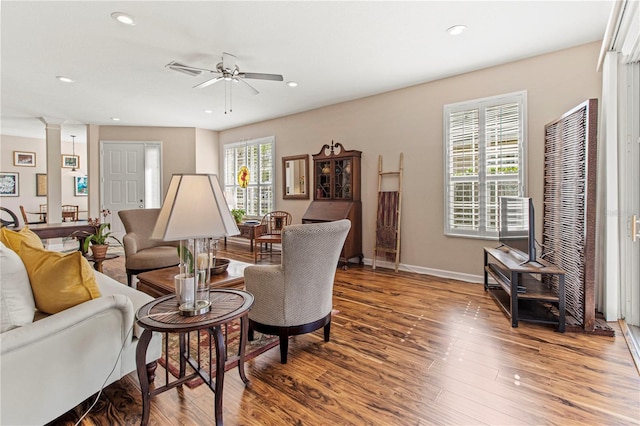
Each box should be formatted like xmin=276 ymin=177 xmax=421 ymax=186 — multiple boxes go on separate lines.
xmin=39 ymin=117 xmax=63 ymax=224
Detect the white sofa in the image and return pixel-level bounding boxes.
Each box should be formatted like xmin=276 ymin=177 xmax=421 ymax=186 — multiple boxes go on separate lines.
xmin=0 ymin=242 xmax=162 ymax=425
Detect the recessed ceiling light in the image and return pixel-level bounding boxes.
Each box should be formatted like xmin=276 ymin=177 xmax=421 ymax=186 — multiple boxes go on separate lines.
xmin=204 ymin=109 xmax=213 ymax=114
xmin=111 ymin=117 xmax=120 ymax=121
xmin=56 ymin=76 xmax=74 ymax=83
xmin=446 ymin=25 xmax=467 ymax=36
xmin=286 ymin=81 xmax=298 ymax=87
xmin=111 ymin=12 xmax=136 ymax=26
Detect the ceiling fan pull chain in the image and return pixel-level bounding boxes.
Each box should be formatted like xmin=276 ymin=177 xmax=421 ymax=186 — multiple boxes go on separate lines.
xmin=225 ymin=81 xmax=228 ymax=114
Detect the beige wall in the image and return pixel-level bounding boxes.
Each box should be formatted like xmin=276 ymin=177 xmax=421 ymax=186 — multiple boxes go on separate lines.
xmin=0 ymin=134 xmax=88 ymax=222
xmin=220 ymin=42 xmax=603 ymax=280
xmin=97 ymin=126 xmax=198 ymax=196
xmin=195 ymin=128 xmax=219 ymax=174
xmin=1 ymin=42 xmax=602 ymax=279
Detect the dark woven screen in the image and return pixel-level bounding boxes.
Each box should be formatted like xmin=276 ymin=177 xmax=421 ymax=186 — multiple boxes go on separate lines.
xmin=542 ymin=99 xmax=598 ymax=331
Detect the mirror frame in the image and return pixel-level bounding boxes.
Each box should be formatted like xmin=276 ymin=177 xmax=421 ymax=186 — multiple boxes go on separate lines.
xmin=282 ymin=154 xmax=310 ymax=200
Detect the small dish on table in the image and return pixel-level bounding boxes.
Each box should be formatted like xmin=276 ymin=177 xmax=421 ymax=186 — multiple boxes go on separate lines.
xmin=210 ymin=258 xmax=231 ymax=275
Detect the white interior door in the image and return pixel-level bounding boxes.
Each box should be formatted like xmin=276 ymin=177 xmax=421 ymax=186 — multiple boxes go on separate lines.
xmin=101 ymin=142 xmax=147 ymax=237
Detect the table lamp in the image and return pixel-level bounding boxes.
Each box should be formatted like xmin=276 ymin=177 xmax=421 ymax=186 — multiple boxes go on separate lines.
xmin=151 ymin=174 xmax=240 ymax=316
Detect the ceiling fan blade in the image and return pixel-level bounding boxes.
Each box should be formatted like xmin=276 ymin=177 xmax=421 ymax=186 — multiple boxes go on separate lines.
xmin=193 ymin=76 xmax=224 ymax=89
xmin=239 ymin=72 xmax=284 ymax=81
xmin=222 ymin=52 xmax=237 ymax=71
xmin=166 ymin=61 xmax=213 ymax=77
xmin=236 ymin=78 xmax=259 ymax=95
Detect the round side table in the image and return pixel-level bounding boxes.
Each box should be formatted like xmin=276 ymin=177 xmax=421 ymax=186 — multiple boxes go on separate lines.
xmin=135 ymin=289 xmax=254 ymax=426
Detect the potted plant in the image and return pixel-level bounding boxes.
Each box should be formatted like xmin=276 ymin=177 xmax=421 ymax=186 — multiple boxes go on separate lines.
xmin=231 ymin=208 xmax=245 ymax=224
xmin=82 ymin=223 xmax=122 ymax=259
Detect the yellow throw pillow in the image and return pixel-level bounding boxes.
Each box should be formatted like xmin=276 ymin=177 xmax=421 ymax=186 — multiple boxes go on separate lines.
xmin=20 ymin=244 xmax=101 ymax=314
xmin=0 ymin=226 xmax=44 ymax=255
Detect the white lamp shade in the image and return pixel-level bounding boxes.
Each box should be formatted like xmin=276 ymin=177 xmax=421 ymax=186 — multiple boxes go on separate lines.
xmin=151 ymin=174 xmax=240 ymax=241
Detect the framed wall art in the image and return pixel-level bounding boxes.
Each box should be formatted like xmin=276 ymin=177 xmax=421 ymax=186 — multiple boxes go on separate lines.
xmin=0 ymin=172 xmax=19 ymax=196
xmin=13 ymin=151 xmax=36 ymax=167
xmin=74 ymin=175 xmax=88 ymax=196
xmin=62 ymin=155 xmax=80 ymax=169
xmin=36 ymin=173 xmax=47 ymax=196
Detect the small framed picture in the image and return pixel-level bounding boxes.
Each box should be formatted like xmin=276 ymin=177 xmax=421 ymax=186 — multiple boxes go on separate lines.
xmin=13 ymin=151 xmax=36 ymax=167
xmin=74 ymin=175 xmax=88 ymax=196
xmin=36 ymin=173 xmax=47 ymax=196
xmin=0 ymin=172 xmax=19 ymax=196
xmin=62 ymin=155 xmax=80 ymax=169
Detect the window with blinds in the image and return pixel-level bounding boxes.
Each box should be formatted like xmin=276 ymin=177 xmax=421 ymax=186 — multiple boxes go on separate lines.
xmin=444 ymin=91 xmax=526 ymax=238
xmin=223 ymin=136 xmax=275 ymax=218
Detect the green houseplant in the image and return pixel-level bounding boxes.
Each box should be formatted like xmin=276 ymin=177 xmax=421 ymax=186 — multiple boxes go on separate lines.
xmin=82 ymin=223 xmax=122 ymax=259
xmin=231 ymin=208 xmax=245 ymax=224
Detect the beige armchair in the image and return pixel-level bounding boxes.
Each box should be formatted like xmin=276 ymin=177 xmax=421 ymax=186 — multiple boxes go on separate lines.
xmin=244 ymin=219 xmax=351 ymax=363
xmin=118 ymin=208 xmax=180 ymax=287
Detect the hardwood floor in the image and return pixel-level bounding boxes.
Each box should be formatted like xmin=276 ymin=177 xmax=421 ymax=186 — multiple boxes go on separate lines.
xmin=51 ymin=241 xmax=640 ymax=425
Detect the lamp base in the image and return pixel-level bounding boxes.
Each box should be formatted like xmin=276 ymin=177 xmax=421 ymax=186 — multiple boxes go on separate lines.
xmin=179 ymin=299 xmax=211 ymax=316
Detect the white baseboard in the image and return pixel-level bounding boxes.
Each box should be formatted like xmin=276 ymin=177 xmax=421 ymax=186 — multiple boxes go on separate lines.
xmin=361 ymin=257 xmax=484 ymax=284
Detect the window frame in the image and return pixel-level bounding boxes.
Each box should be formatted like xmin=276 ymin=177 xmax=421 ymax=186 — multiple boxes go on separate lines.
xmin=443 ymin=91 xmax=527 ymax=239
xmin=222 ymin=136 xmax=275 ymax=219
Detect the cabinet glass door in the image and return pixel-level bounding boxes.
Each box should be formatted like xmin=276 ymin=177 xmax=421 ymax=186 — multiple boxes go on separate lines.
xmin=316 ymin=161 xmax=332 ymax=199
xmin=334 ymin=159 xmax=352 ymax=200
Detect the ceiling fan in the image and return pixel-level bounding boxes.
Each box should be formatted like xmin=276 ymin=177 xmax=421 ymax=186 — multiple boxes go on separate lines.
xmin=166 ymin=52 xmax=284 ymax=97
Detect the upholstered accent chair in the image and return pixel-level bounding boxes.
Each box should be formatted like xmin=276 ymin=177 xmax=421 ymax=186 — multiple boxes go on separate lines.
xmin=118 ymin=208 xmax=180 ymax=287
xmin=244 ymin=219 xmax=351 ymax=363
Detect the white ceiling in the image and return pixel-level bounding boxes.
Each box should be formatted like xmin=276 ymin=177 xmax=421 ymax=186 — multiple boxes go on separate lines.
xmin=1 ymin=1 xmax=613 ymax=144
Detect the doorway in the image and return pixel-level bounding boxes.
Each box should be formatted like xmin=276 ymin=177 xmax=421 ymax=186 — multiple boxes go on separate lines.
xmin=100 ymin=141 xmax=162 ymax=239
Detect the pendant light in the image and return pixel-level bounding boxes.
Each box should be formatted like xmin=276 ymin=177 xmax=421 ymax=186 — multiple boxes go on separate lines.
xmin=68 ymin=135 xmax=82 ymax=176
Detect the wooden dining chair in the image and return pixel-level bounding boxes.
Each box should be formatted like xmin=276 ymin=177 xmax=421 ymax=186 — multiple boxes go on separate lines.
xmin=254 ymin=211 xmax=292 ymax=263
xmin=19 ymin=205 xmax=46 ymax=225
xmin=0 ymin=207 xmax=20 ymax=228
xmin=39 ymin=204 xmax=47 ymax=222
xmin=61 ymin=205 xmax=79 ymax=222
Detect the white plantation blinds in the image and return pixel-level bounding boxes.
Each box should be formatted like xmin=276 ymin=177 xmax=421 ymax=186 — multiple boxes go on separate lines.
xmin=444 ymin=91 xmax=526 ymax=238
xmin=223 ymin=137 xmax=275 ymax=218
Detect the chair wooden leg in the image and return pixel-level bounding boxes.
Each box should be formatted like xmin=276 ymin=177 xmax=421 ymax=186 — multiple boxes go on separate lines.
xmin=279 ymin=332 xmax=289 ymax=364
xmin=324 ymin=322 xmax=331 ymax=342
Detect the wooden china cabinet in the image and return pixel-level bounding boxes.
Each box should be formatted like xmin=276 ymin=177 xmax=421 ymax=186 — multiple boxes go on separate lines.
xmin=302 ymin=141 xmax=363 ymax=267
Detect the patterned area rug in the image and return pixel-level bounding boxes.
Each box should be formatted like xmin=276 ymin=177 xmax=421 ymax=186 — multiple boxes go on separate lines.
xmin=159 ymin=320 xmax=279 ymax=388
xmin=99 ymin=251 xmax=280 ymax=388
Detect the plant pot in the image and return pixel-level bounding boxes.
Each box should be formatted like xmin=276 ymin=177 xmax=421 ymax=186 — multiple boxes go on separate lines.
xmin=90 ymin=244 xmax=109 ymax=259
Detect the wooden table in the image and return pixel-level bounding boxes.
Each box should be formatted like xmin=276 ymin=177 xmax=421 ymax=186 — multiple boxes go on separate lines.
xmin=136 ymin=260 xmax=250 ymax=298
xmin=84 ymin=253 xmax=119 ymax=273
xmin=224 ymin=222 xmax=265 ymax=252
xmin=27 ymin=221 xmax=96 ymax=253
xmin=136 ymin=289 xmax=254 ymax=426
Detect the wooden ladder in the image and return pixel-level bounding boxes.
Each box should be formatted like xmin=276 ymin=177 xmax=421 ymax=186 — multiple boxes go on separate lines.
xmin=372 ymin=153 xmax=403 ymax=272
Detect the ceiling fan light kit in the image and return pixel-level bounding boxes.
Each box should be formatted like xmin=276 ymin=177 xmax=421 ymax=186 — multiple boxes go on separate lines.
xmin=167 ymin=52 xmax=284 ymax=114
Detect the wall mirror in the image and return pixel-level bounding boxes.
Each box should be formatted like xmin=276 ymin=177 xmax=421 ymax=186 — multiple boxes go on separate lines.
xmin=282 ymin=154 xmax=309 ymax=199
